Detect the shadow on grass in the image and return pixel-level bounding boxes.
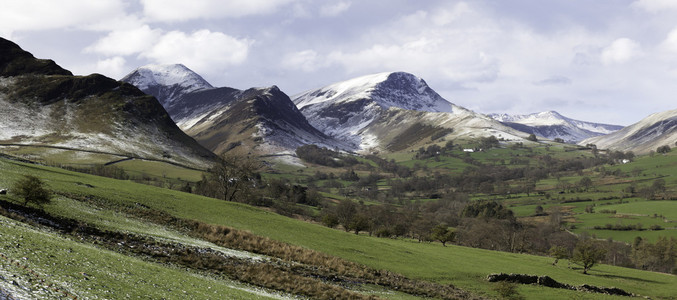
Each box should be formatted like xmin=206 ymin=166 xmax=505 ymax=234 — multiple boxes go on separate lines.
xmin=566 ymin=266 xmax=661 ymax=284
xmin=586 ymin=269 xmax=663 ymax=283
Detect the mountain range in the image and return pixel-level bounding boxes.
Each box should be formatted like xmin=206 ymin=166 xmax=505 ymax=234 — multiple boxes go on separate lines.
xmin=122 ymin=65 xmax=343 ymax=156
xmin=3 ymin=36 xmax=675 ymax=164
xmin=489 ymin=111 xmax=623 ymax=143
xmin=292 ymin=71 xmax=530 ymax=152
xmin=123 ymin=64 xmax=677 ymax=156
xmin=0 ymin=38 xmax=214 ymax=168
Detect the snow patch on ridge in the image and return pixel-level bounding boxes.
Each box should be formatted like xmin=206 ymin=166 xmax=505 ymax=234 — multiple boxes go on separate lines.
xmin=489 ymin=111 xmax=623 ymax=142
xmin=125 ymin=64 xmax=213 ymax=92
xmin=293 ymin=72 xmax=453 ymax=113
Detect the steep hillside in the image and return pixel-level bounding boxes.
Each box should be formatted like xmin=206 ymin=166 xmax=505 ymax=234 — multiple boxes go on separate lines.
xmin=293 ymin=72 xmax=529 ymax=151
xmin=180 ymin=86 xmax=345 ymax=155
xmin=581 ymin=108 xmax=677 ymax=154
xmin=122 ymin=65 xmax=344 ymax=155
xmin=0 ymin=38 xmax=215 ymax=168
xmin=490 ymin=111 xmax=623 ymax=143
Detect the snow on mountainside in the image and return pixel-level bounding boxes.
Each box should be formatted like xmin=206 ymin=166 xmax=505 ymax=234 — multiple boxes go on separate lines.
xmin=489 ymin=111 xmax=623 ymax=143
xmin=121 ymin=64 xmax=213 ymax=108
xmin=0 ymin=38 xmax=215 ymax=168
xmin=581 ymin=108 xmax=677 ymax=154
xmin=294 ymin=72 xmax=453 ymax=112
xmin=122 ymin=68 xmax=346 ymax=155
xmin=293 ymin=72 xmax=529 ymax=151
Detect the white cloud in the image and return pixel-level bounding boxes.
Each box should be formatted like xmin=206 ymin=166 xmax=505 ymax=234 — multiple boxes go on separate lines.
xmin=282 ymin=50 xmax=327 ymax=72
xmin=660 ymin=28 xmax=677 ymax=53
xmin=325 ymin=39 xmax=500 ymax=84
xmin=140 ymin=0 xmax=295 ymax=22
xmin=430 ymin=2 xmax=472 ymax=26
xmin=85 ymin=25 xmax=162 ymax=56
xmin=141 ymin=30 xmax=252 ymax=74
xmin=319 ymin=1 xmax=352 ymax=17
xmin=0 ymin=0 xmax=129 ymax=36
xmin=534 ymin=75 xmax=572 ymax=86
xmin=304 ymin=3 xmax=505 ymax=84
xmin=632 ymin=0 xmax=677 ymax=13
xmin=601 ymin=38 xmax=642 ymax=65
xmin=84 ymin=26 xmax=251 ymax=77
xmin=94 ymin=56 xmax=127 ymax=78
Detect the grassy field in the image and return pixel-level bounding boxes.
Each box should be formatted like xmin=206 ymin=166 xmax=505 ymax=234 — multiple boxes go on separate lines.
xmin=0 ymin=215 xmax=284 ymax=299
xmin=113 ymin=159 xmax=204 ymax=182
xmin=1 ymin=157 xmax=676 ymax=299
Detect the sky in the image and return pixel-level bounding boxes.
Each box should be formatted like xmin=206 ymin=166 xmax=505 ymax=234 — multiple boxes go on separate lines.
xmin=2 ymin=0 xmax=677 ymax=126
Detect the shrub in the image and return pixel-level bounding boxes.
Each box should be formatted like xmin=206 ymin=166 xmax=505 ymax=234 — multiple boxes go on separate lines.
xmin=649 ymin=224 xmax=664 ymax=231
xmin=14 ymin=175 xmax=51 ymax=206
xmin=657 ymin=145 xmax=671 ymax=154
xmin=492 ymin=281 xmax=524 ymax=300
xmin=321 ymin=214 xmax=338 ymax=228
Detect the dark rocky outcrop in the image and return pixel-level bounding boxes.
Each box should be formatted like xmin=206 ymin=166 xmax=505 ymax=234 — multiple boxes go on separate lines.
xmin=0 ymin=38 xmax=72 ymax=76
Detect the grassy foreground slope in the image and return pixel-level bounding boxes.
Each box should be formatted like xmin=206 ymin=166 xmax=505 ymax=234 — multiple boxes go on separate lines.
xmin=1 ymin=157 xmax=675 ymax=299
xmin=0 ymin=215 xmax=281 ymax=300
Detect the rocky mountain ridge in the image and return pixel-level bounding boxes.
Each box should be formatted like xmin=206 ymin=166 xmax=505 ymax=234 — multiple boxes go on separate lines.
xmin=122 ymin=65 xmax=345 ymax=155
xmin=292 ymin=71 xmax=529 ymax=151
xmin=489 ymin=111 xmax=623 ymax=143
xmin=0 ymin=38 xmax=215 ymax=168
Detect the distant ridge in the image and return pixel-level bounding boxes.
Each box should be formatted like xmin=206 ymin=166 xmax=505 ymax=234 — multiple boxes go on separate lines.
xmin=581 ymin=108 xmax=677 ymax=154
xmin=489 ymin=111 xmax=623 ymax=143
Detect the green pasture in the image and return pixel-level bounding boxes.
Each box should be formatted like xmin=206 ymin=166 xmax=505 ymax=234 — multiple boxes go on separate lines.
xmin=114 ymin=159 xmax=204 ymax=182
xmin=0 ymin=215 xmax=280 ymax=299
xmin=1 ymin=157 xmax=676 ymax=299
xmin=601 ymin=200 xmax=677 ymax=220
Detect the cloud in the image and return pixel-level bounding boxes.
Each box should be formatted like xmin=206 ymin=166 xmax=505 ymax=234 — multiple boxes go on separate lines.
xmin=281 ymin=50 xmax=328 ymax=72
xmin=94 ymin=56 xmax=127 ymax=78
xmin=84 ymin=25 xmax=162 ymax=56
xmin=140 ymin=30 xmax=252 ymax=74
xmin=325 ymin=40 xmax=500 ymax=83
xmin=659 ymin=27 xmax=677 ymax=53
xmin=0 ymin=0 xmax=129 ymax=36
xmin=429 ymin=2 xmax=472 ymax=26
xmin=601 ymin=38 xmax=642 ymax=65
xmin=534 ymin=76 xmax=572 ymax=86
xmin=140 ymin=0 xmax=295 ymax=22
xmin=304 ymin=3 xmax=503 ymax=84
xmin=319 ymin=1 xmax=352 ymax=17
xmin=632 ymin=0 xmax=677 ymax=13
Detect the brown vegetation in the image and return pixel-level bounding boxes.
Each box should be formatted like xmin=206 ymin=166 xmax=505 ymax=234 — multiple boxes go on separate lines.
xmin=44 ymin=193 xmax=485 ymax=299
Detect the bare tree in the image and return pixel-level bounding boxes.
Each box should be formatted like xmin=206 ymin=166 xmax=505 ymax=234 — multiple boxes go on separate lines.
xmin=197 ymin=154 xmax=260 ymax=202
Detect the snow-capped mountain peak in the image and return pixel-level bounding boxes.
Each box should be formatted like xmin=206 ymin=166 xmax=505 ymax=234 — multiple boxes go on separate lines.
xmin=290 ymin=71 xmax=528 ymax=151
xmin=293 ymin=71 xmax=453 ymax=113
xmin=123 ymin=64 xmax=213 ymax=91
xmin=489 ymin=111 xmax=623 ymax=143
xmin=121 ymin=64 xmax=213 ymax=107
xmin=490 ymin=111 xmax=568 ymax=126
